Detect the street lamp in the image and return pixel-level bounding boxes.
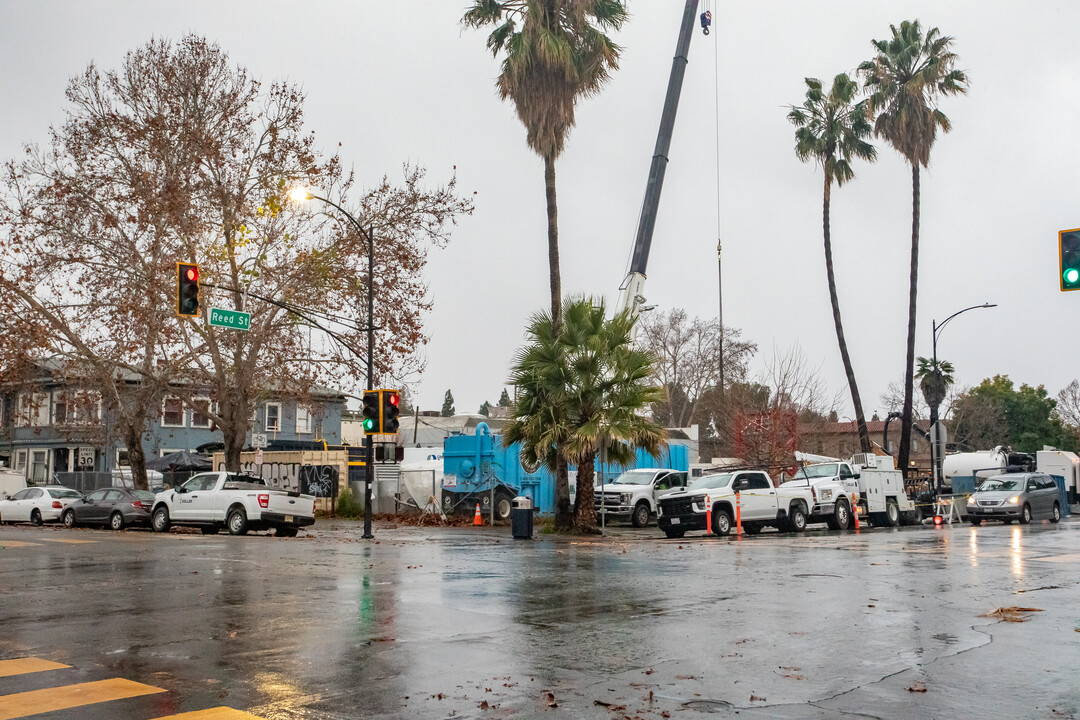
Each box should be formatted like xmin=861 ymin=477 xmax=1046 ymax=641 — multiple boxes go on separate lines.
xmin=929 ymin=302 xmax=997 ymax=494
xmin=291 ymin=186 xmax=377 ymax=540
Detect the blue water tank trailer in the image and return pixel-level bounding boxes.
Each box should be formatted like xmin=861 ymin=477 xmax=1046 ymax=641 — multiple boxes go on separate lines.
xmin=441 ymin=423 xmax=689 ymax=519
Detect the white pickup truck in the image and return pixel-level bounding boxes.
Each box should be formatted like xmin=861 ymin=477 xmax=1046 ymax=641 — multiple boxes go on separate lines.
xmin=656 ymin=469 xmax=814 ymax=538
xmin=151 ymin=471 xmax=316 ymax=537
xmin=781 ymin=461 xmax=861 ymax=530
xmin=784 ymin=455 xmax=919 ymax=529
xmin=593 ymin=468 xmax=688 ymax=527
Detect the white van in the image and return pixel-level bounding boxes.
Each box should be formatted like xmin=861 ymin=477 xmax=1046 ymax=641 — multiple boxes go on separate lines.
xmin=0 ymin=468 xmax=28 ymax=500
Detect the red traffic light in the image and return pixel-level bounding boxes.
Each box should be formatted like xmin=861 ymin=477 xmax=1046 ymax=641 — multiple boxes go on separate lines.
xmin=186 ymin=267 xmax=198 ymax=282
xmin=388 ymin=393 xmax=399 ymax=406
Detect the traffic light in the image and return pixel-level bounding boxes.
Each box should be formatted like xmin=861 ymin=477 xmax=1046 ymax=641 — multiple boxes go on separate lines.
xmin=381 ymin=389 xmax=400 ymax=434
xmin=361 ymin=390 xmax=380 ymax=434
xmin=1060 ymin=229 xmax=1080 ymax=291
xmin=177 ymin=262 xmax=200 ymax=316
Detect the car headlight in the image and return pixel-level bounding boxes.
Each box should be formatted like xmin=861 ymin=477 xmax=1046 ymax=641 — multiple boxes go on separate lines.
xmin=621 ymin=493 xmax=631 ymax=504
xmin=821 ymin=489 xmax=832 ymax=500
xmin=1008 ymin=496 xmax=1020 ymax=504
xmin=967 ymin=495 xmax=977 ymax=505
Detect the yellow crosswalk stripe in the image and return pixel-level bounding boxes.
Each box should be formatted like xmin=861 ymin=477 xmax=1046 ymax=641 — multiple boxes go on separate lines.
xmin=0 ymin=677 xmax=165 ymax=719
xmin=38 ymin=538 xmax=97 ymax=544
xmin=0 ymin=541 xmax=40 ymax=548
xmin=0 ymin=658 xmax=69 ymax=678
xmin=151 ymin=707 xmax=267 ymax=720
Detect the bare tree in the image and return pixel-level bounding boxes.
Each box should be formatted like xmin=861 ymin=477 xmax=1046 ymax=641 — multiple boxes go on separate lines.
xmin=1057 ymin=380 xmax=1080 ymax=430
xmin=638 ymin=309 xmax=755 ymax=427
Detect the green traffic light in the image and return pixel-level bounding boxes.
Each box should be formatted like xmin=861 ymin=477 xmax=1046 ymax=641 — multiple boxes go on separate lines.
xmin=364 ymin=419 xmax=375 ymax=430
xmin=1066 ymin=268 xmax=1080 ymax=285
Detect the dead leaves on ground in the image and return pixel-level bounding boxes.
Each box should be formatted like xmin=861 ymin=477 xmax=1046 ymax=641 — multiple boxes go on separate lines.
xmin=980 ymin=606 xmax=1043 ymax=622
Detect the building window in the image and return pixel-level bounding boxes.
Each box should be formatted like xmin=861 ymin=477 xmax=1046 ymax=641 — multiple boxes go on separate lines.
xmin=887 ymin=440 xmax=895 ymax=453
xmin=15 ymin=450 xmax=27 ymax=473
xmin=191 ymin=397 xmax=214 ymax=429
xmin=30 ymin=450 xmax=48 ymax=484
xmin=296 ymin=407 xmax=311 ymax=434
xmin=912 ymin=439 xmax=919 ymax=453
xmin=52 ymin=390 xmax=100 ymax=425
xmin=265 ymin=403 xmax=281 ymax=432
xmin=160 ymin=448 xmax=183 ymax=457
xmin=16 ymin=393 xmax=49 ymax=427
xmin=162 ymin=397 xmax=185 ymax=427
xmin=116 ymin=448 xmax=130 ymax=468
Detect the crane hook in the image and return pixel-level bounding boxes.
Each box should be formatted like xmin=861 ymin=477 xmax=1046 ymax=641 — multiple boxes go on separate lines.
xmin=700 ymin=10 xmax=712 ymax=35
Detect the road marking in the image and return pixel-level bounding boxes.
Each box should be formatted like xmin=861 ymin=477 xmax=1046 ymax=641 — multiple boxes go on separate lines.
xmin=0 ymin=678 xmax=164 ymax=719
xmin=0 ymin=658 xmax=69 ymax=678
xmin=0 ymin=541 xmax=39 ymax=548
xmin=152 ymin=707 xmax=267 ymax=720
xmin=38 ymin=538 xmax=98 ymax=544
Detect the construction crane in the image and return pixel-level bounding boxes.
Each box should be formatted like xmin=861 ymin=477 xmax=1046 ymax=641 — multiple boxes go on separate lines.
xmin=616 ymin=0 xmax=706 ymax=319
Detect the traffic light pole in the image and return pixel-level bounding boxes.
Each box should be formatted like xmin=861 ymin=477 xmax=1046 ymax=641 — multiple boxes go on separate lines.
xmin=363 ymin=224 xmax=375 ymax=539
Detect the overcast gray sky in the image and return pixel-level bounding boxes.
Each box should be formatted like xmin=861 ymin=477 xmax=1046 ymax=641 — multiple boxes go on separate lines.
xmin=2 ymin=1 xmax=1078 ymax=419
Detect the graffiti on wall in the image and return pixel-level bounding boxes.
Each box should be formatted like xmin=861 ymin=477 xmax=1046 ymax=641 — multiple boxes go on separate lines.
xmin=225 ymin=462 xmax=340 ymax=497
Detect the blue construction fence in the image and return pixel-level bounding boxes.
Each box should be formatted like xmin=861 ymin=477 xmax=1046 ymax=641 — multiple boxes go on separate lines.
xmin=443 ymin=425 xmax=689 ymax=515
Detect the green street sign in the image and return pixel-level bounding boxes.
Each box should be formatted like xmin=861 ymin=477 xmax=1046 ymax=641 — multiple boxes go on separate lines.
xmin=209 ymin=307 xmax=251 ymax=331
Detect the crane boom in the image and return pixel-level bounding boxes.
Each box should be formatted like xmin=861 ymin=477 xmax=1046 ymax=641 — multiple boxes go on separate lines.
xmin=617 ymin=0 xmax=700 ymax=318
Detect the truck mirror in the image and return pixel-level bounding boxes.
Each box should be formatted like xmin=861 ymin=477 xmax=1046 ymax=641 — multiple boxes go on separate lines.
xmin=853 ymin=472 xmax=861 ymax=480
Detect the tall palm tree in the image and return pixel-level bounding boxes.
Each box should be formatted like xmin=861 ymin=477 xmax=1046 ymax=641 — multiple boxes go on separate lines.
xmin=859 ymin=20 xmax=968 ymax=475
xmin=915 ymin=356 xmax=954 ymax=410
xmin=788 ymin=74 xmax=877 ymax=454
xmin=462 ymin=1 xmax=628 ymax=329
xmin=505 ymin=298 xmax=666 ymax=533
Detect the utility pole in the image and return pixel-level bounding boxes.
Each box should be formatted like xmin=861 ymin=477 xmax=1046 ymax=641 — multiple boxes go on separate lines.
xmin=363 ymin=224 xmax=375 ymax=539
xmin=717 ymin=238 xmax=724 ymax=399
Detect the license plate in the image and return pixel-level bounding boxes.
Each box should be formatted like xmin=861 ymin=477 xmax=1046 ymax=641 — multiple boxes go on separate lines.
xmin=284 ymin=515 xmax=293 ymax=523
xmin=671 ymin=518 xmax=680 ymax=525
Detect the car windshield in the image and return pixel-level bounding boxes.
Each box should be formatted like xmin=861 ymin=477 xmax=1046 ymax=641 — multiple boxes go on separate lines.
xmin=978 ymin=478 xmax=1024 ymax=492
xmin=689 ymin=473 xmax=734 ymax=490
xmin=608 ymin=471 xmax=655 ymax=485
xmin=47 ymin=487 xmax=82 ymax=499
xmin=131 ymin=490 xmax=156 ymax=502
xmin=793 ymin=464 xmax=839 ymax=479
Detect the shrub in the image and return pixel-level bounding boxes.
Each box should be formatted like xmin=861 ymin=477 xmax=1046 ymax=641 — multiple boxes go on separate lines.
xmin=335 ymin=488 xmax=363 ymax=519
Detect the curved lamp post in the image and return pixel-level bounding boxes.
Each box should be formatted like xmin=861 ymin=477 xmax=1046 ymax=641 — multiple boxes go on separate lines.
xmin=930 ymin=302 xmax=997 ymax=494
xmin=290 ymin=187 xmax=377 ymax=539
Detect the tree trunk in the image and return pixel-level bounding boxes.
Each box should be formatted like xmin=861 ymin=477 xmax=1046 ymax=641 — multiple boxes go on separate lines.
xmin=123 ymin=422 xmax=149 ymax=491
xmin=573 ymin=450 xmax=599 ymax=534
xmin=544 ymin=154 xmax=562 ymax=330
xmin=821 ymin=177 xmax=872 ymax=454
xmin=222 ymin=399 xmax=247 ymax=472
xmin=897 ymin=164 xmax=921 ymax=477
xmin=554 ymin=453 xmax=573 ymax=529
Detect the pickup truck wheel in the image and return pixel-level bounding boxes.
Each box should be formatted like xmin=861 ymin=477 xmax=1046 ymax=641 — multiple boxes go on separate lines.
xmin=151 ymin=506 xmax=170 ymax=533
xmin=787 ymin=504 xmax=808 ymax=533
xmin=885 ymin=500 xmax=900 ymax=527
xmin=663 ymin=527 xmax=685 ymax=539
xmin=713 ymin=509 xmax=732 ymax=536
xmin=109 ymin=512 xmax=125 ymax=531
xmin=631 ymin=502 xmax=651 ymax=528
xmin=827 ymin=499 xmax=851 ymax=531
xmin=227 ymin=507 xmax=249 ymax=536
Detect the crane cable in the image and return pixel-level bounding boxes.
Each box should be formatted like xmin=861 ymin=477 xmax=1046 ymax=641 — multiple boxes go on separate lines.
xmin=710 ymin=1 xmax=726 ymax=392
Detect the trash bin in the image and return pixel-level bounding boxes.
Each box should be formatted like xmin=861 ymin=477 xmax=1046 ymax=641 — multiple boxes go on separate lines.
xmin=511 ymin=496 xmax=534 ymax=539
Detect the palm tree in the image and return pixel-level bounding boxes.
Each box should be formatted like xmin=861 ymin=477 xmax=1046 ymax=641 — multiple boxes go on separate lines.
xmin=859 ymin=20 xmax=968 ymax=475
xmin=915 ymin=356 xmax=954 ymax=410
xmin=788 ymin=74 xmax=877 ymax=454
xmin=505 ymin=298 xmax=666 ymax=533
xmin=462 ymin=1 xmax=628 ymax=329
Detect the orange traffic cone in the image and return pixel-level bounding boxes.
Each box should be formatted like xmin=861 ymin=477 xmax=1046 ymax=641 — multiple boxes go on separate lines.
xmin=473 ymin=503 xmax=483 ymax=526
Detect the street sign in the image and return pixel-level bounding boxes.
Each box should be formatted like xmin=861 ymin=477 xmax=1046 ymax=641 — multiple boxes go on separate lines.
xmin=77 ymin=447 xmax=94 ymax=466
xmin=254 ymin=448 xmax=264 ymax=466
xmin=209 ymin=307 xmax=251 ymax=331
xmin=251 ymin=433 xmax=268 ymax=449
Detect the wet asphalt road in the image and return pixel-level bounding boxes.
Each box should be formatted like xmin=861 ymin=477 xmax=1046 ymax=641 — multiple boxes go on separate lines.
xmin=1 ymin=517 xmax=1079 ymax=720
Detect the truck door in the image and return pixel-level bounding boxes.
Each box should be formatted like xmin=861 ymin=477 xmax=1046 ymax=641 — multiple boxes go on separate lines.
xmin=739 ymin=473 xmax=776 ymax=520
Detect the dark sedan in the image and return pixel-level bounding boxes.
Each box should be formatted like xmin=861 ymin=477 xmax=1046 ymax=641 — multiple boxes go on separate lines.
xmin=62 ymin=488 xmax=155 ymax=530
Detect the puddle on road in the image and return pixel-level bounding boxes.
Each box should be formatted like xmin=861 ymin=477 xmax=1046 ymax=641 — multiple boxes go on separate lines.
xmin=683 ymin=699 xmax=733 ymax=712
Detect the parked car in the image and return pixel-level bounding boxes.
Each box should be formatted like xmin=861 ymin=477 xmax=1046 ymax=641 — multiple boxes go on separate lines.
xmin=593 ymin=468 xmax=688 ymax=527
xmin=150 ymin=471 xmax=316 ymax=536
xmin=656 ymin=470 xmax=814 ymax=538
xmin=0 ymin=468 xmax=27 ymax=500
xmin=967 ymin=472 xmax=1062 ymax=525
xmin=0 ymin=486 xmax=84 ymax=525
xmin=62 ymin=487 xmax=156 ymax=530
